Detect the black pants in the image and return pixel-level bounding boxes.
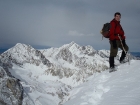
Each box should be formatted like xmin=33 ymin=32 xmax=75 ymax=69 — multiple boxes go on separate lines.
xmin=110 ymin=40 xmax=129 ymax=57
xmin=109 ymin=40 xmax=129 ymax=68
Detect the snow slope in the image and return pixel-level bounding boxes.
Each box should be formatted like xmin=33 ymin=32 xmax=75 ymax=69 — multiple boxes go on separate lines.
xmin=63 ymin=60 xmax=140 ymax=105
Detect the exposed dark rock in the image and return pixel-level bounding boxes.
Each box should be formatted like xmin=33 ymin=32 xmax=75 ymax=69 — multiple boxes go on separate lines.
xmin=0 ymin=67 xmax=23 ymax=105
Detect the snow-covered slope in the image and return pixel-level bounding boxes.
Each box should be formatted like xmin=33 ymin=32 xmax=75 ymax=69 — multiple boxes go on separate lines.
xmin=63 ymin=60 xmax=140 ymax=105
xmin=8 ymin=63 xmax=72 ymax=105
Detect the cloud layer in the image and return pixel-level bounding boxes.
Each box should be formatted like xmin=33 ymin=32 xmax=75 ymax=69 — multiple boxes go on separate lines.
xmin=0 ymin=0 xmax=140 ymax=51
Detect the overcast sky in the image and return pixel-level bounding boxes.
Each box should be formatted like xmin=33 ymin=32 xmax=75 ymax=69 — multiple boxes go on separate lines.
xmin=0 ymin=0 xmax=140 ymax=52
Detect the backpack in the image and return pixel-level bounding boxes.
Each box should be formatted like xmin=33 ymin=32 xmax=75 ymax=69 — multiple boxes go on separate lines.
xmin=100 ymin=23 xmax=111 ymax=38
xmin=100 ymin=22 xmax=117 ymax=39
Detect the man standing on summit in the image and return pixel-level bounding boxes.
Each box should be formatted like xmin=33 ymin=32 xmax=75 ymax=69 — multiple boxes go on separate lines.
xmin=109 ymin=12 xmax=129 ymax=72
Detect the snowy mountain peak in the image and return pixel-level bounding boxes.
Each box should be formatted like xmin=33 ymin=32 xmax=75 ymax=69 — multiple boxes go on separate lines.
xmin=14 ymin=43 xmax=32 ymax=50
xmin=1 ymin=43 xmax=52 ymax=67
xmin=60 ymin=41 xmax=79 ymax=50
xmin=4 ymin=43 xmax=33 ymax=55
xmin=58 ymin=41 xmax=96 ymax=57
xmin=69 ymin=41 xmax=76 ymax=45
xmin=15 ymin=43 xmax=27 ymax=47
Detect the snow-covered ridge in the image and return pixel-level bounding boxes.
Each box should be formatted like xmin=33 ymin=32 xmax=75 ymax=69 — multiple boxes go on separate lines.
xmin=1 ymin=43 xmax=52 ymax=67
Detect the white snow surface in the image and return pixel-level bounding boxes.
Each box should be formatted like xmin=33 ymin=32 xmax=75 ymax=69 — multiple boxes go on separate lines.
xmin=63 ymin=60 xmax=140 ymax=105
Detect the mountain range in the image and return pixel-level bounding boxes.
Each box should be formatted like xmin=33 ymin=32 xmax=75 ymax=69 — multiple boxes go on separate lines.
xmin=0 ymin=42 xmax=139 ymax=105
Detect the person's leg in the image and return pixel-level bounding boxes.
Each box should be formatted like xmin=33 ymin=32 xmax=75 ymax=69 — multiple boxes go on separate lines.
xmin=109 ymin=56 xmax=114 ymax=68
xmin=109 ymin=41 xmax=118 ymax=68
xmin=118 ymin=41 xmax=129 ymax=63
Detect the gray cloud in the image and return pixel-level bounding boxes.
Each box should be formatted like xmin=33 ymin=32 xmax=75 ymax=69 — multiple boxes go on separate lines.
xmin=0 ymin=0 xmax=140 ymax=51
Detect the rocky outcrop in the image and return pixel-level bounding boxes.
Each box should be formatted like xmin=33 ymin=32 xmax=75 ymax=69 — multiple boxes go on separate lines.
xmin=56 ymin=48 xmax=73 ymax=63
xmin=0 ymin=66 xmax=23 ymax=105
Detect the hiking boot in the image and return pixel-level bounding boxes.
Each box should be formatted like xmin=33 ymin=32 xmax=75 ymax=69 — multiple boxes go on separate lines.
xmin=109 ymin=67 xmax=117 ymax=73
xmin=109 ymin=57 xmax=117 ymax=72
xmin=120 ymin=58 xmax=128 ymax=64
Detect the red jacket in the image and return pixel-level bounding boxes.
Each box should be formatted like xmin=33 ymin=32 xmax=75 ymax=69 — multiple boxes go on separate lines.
xmin=109 ymin=19 xmax=125 ymax=40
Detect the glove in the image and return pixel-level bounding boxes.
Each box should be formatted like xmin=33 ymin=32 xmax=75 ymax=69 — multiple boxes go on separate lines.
xmin=112 ymin=40 xmax=117 ymax=49
xmin=122 ymin=39 xmax=126 ymax=47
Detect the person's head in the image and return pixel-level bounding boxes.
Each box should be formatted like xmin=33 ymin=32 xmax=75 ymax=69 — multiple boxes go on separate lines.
xmin=114 ymin=12 xmax=121 ymax=21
